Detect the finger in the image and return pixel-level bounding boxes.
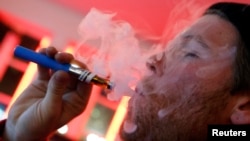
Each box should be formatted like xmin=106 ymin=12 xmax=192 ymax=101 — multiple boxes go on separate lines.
xmin=55 ymin=52 xmax=74 ymax=64
xmin=76 ymin=81 xmax=92 ymax=103
xmin=38 ymin=47 xmax=58 ymax=59
xmin=37 ymin=48 xmax=51 ymax=80
xmin=69 ymin=59 xmax=92 ymax=99
xmin=37 ymin=47 xmax=59 ymax=80
xmin=44 ymin=71 xmax=70 ymax=109
xmin=38 ymin=47 xmax=46 ymax=54
xmin=44 ymin=47 xmax=58 ymax=58
xmin=37 ymin=66 xmax=50 ymax=80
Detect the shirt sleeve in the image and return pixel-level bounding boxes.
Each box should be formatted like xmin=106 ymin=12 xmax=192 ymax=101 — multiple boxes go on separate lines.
xmin=0 ymin=119 xmax=6 ymax=141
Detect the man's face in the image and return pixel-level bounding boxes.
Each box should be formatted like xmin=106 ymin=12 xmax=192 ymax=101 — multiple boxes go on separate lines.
xmin=120 ymin=15 xmax=240 ymax=141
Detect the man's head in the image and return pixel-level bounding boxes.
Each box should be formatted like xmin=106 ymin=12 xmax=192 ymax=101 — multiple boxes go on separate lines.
xmin=119 ymin=2 xmax=250 ymax=141
xmin=204 ymin=2 xmax=250 ymax=94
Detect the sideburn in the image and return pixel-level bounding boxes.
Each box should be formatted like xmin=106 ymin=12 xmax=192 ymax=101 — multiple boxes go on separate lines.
xmin=232 ymin=41 xmax=250 ymax=94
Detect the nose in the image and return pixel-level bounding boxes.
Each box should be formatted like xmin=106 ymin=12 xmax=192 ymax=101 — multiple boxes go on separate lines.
xmin=146 ymin=52 xmax=165 ymax=76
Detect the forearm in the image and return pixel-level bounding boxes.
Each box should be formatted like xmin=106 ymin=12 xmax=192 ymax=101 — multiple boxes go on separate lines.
xmin=1 ymin=119 xmax=50 ymax=141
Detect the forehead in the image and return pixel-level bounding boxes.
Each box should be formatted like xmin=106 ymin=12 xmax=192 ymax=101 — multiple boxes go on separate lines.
xmin=183 ymin=14 xmax=239 ymax=49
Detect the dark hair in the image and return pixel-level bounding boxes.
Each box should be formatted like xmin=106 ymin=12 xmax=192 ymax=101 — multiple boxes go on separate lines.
xmin=233 ymin=36 xmax=250 ymax=94
xmin=204 ymin=9 xmax=250 ymax=94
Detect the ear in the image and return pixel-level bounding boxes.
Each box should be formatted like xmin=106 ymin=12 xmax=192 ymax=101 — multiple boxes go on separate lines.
xmin=230 ymin=95 xmax=250 ymax=124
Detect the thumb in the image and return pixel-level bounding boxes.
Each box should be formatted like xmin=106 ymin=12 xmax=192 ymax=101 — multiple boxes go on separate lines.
xmin=44 ymin=71 xmax=70 ymax=108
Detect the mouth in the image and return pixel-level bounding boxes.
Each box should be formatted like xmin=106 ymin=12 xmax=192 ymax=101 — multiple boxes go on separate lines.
xmin=134 ymin=83 xmax=145 ymax=97
xmin=128 ymin=86 xmax=144 ymax=104
xmin=134 ymin=87 xmax=141 ymax=95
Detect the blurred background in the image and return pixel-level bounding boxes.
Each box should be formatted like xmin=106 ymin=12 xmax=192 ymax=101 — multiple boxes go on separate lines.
xmin=0 ymin=0 xmax=249 ymax=140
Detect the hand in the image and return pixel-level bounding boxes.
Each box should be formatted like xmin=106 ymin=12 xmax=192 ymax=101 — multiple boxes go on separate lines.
xmin=3 ymin=47 xmax=92 ymax=141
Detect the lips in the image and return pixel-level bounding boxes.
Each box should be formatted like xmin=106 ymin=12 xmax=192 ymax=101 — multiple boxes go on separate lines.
xmin=134 ymin=83 xmax=145 ymax=96
xmin=128 ymin=86 xmax=142 ymax=105
xmin=134 ymin=87 xmax=141 ymax=95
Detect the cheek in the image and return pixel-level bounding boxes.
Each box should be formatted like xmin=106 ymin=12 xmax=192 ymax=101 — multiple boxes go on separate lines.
xmin=168 ymin=63 xmax=232 ymax=94
xmin=195 ymin=63 xmax=233 ymax=87
xmin=196 ymin=65 xmax=217 ymax=79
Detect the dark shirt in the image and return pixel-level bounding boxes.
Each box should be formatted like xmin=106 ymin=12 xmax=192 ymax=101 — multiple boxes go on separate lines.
xmin=0 ymin=119 xmax=6 ymax=141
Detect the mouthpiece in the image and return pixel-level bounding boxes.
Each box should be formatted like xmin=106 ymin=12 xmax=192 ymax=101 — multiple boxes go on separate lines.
xmin=14 ymin=45 xmax=115 ymax=90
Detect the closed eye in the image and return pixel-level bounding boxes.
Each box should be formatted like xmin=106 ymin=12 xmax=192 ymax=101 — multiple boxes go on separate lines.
xmin=185 ymin=52 xmax=199 ymax=58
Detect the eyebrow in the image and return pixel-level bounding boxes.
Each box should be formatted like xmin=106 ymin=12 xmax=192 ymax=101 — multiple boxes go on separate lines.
xmin=195 ymin=35 xmax=210 ymax=50
xmin=182 ymin=34 xmax=210 ymax=50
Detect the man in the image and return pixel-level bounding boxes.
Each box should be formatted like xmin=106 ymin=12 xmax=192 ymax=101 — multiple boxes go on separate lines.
xmin=119 ymin=2 xmax=250 ymax=141
xmin=1 ymin=1 xmax=250 ymax=141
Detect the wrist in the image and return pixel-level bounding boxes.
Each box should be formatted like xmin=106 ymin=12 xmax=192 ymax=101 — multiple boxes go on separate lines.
xmin=3 ymin=119 xmax=50 ymax=141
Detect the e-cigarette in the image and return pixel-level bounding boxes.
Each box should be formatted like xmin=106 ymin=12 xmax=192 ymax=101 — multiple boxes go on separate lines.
xmin=14 ymin=45 xmax=115 ymax=90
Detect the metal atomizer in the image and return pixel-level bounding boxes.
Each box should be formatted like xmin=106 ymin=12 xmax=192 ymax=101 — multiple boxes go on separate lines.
xmin=14 ymin=45 xmax=115 ymax=90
